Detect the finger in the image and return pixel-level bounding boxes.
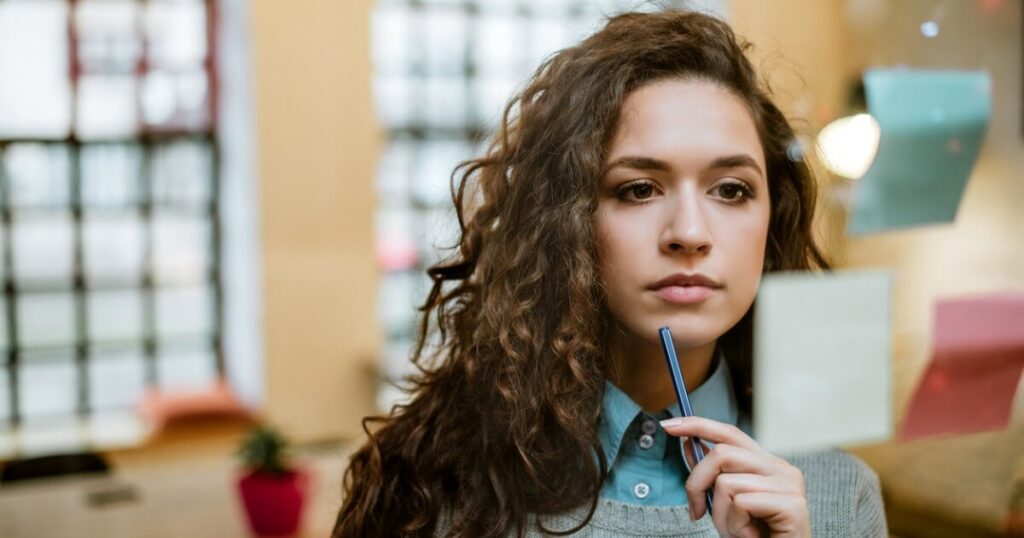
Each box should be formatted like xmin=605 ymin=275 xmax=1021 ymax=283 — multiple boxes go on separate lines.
xmin=660 ymin=416 xmax=761 ymax=452
xmin=686 ymin=443 xmax=778 ymax=504
xmin=714 ymin=472 xmax=803 ymax=499
xmin=713 ymin=478 xmax=761 ymax=538
xmin=681 ymin=437 xmax=711 ymax=472
xmin=711 ymin=476 xmax=734 ymax=535
xmin=733 ymin=492 xmax=810 ymax=530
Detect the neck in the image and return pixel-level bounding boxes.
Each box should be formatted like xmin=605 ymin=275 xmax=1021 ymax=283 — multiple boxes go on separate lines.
xmin=606 ymin=327 xmax=717 ymax=413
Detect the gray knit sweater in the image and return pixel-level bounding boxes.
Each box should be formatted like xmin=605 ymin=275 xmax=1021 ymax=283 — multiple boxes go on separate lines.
xmin=439 ymin=448 xmax=887 ymax=537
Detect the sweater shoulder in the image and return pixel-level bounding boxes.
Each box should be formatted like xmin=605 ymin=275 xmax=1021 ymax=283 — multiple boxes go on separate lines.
xmin=781 ymin=449 xmax=885 ymax=537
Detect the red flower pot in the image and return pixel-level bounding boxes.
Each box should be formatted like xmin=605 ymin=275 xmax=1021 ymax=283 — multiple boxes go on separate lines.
xmin=237 ymin=468 xmax=310 ymax=536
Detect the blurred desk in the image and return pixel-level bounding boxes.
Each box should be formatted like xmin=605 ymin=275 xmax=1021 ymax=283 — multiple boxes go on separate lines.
xmin=0 ymin=434 xmax=348 ymax=538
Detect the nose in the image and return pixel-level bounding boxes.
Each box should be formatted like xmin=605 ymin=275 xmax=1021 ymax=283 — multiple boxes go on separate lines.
xmin=660 ymin=187 xmax=712 ymax=255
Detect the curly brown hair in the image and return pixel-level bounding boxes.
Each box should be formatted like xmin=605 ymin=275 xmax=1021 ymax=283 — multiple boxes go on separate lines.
xmin=333 ymin=9 xmax=829 ymax=538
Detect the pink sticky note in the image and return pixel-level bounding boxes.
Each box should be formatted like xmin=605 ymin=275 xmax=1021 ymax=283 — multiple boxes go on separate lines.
xmin=900 ymin=291 xmax=1024 ymax=441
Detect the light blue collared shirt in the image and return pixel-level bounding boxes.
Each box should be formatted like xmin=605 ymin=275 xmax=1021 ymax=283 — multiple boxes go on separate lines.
xmin=597 ymin=354 xmax=752 ymax=506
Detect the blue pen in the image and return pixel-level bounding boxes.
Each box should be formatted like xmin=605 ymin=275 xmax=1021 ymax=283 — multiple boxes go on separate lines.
xmin=658 ymin=326 xmax=714 ymax=517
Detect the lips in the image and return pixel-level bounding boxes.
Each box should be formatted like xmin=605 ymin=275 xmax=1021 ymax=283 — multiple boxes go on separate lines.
xmin=648 ymin=273 xmax=722 ymax=305
xmin=648 ymin=273 xmax=723 ymax=290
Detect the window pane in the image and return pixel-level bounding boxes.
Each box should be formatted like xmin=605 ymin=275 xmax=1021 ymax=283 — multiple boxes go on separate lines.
xmin=0 ymin=0 xmax=72 ymax=137
xmin=142 ymin=70 xmax=210 ymax=130
xmin=422 ymin=76 xmax=468 ymax=129
xmin=145 ymin=0 xmax=207 ymax=70
xmin=88 ymin=348 xmax=145 ymax=411
xmin=76 ymin=75 xmax=138 ymax=139
xmin=157 ymin=343 xmax=215 ymax=391
xmin=5 ymin=144 xmax=70 ymax=209
xmin=424 ymin=9 xmax=467 ymax=75
xmin=152 ymin=141 xmax=211 ymax=206
xmin=76 ymin=0 xmax=141 ymax=73
xmin=13 ymin=212 xmax=74 ymax=283
xmin=371 ymin=5 xmax=412 ymax=73
xmin=153 ymin=213 xmax=210 ymax=285
xmin=375 ymin=138 xmax=414 ymax=200
xmin=373 ymin=75 xmax=415 ymax=129
xmin=83 ymin=212 xmax=144 ymax=284
xmin=413 ymin=140 xmax=472 ymax=207
xmin=156 ymin=286 xmax=213 ymax=337
xmin=82 ymin=144 xmax=142 ymax=208
xmin=87 ymin=289 xmax=143 ymax=343
xmin=18 ymin=292 xmax=76 ymax=348
xmin=0 ymin=366 xmax=9 ymax=424
xmin=0 ymin=297 xmax=8 ymax=354
xmin=19 ymin=359 xmax=77 ymax=419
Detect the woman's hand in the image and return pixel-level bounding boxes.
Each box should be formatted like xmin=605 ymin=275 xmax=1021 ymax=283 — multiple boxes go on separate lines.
xmin=660 ymin=416 xmax=811 ymax=538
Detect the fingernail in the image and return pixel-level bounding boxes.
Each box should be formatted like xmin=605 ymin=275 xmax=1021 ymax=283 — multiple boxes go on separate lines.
xmin=660 ymin=417 xmax=684 ymax=428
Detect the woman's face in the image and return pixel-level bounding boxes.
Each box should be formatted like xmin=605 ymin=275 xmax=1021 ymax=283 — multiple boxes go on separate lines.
xmin=596 ymin=78 xmax=770 ymax=349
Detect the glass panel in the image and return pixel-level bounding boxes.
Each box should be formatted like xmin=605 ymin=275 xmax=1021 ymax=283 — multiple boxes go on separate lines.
xmin=0 ymin=297 xmax=8 ymax=354
xmin=155 ymin=285 xmax=212 ymax=337
xmin=0 ymin=0 xmax=72 ymax=138
xmin=156 ymin=343 xmax=215 ymax=391
xmin=5 ymin=144 xmax=70 ymax=208
xmin=83 ymin=212 xmax=144 ymax=284
xmin=76 ymin=75 xmax=139 ymax=139
xmin=12 ymin=212 xmax=74 ymax=283
xmin=81 ymin=143 xmax=142 ymax=208
xmin=371 ymin=4 xmax=412 ymax=74
xmin=19 ymin=358 xmax=77 ymax=419
xmin=473 ymin=15 xmax=524 ymax=78
xmin=373 ymin=75 xmax=415 ymax=129
xmin=144 ymin=0 xmax=207 ymax=70
xmin=422 ymin=76 xmax=468 ymax=129
xmin=528 ymin=17 xmax=572 ymax=68
xmin=424 ymin=9 xmax=467 ymax=75
xmin=18 ymin=292 xmax=76 ymax=348
xmin=142 ymin=69 xmax=209 ymax=130
xmin=472 ymin=76 xmax=518 ymax=126
xmin=0 ymin=366 xmax=9 ymax=424
xmin=76 ymin=0 xmax=141 ymax=73
xmin=87 ymin=289 xmax=143 ymax=343
xmin=88 ymin=348 xmax=145 ymax=411
xmin=375 ymin=138 xmax=414 ymax=201
xmin=153 ymin=213 xmax=210 ymax=285
xmin=418 ymin=206 xmax=461 ymax=267
xmin=151 ymin=141 xmax=211 ymax=206
xmin=379 ymin=271 xmax=418 ymax=339
xmin=413 ymin=140 xmax=473 ymax=207
xmin=17 ymin=417 xmax=83 ymax=455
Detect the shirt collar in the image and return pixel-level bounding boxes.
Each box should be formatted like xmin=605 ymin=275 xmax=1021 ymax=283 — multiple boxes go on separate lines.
xmin=598 ymin=351 xmax=739 ymax=470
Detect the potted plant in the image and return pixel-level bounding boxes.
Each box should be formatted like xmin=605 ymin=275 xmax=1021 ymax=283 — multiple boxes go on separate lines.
xmin=236 ymin=425 xmax=309 ymax=536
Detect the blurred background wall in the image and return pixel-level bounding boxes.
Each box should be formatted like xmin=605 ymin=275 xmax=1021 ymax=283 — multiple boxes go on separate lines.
xmin=250 ymin=0 xmax=380 ymax=443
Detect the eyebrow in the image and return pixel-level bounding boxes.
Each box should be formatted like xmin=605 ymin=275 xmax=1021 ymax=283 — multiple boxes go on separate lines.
xmin=604 ymin=153 xmax=764 ymax=178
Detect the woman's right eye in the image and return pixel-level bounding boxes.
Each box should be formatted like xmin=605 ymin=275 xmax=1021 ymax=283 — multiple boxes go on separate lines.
xmin=616 ymin=181 xmax=656 ymax=202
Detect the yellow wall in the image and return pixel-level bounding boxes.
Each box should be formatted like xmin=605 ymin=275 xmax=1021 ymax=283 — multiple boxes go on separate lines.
xmin=249 ymin=0 xmax=380 ymax=442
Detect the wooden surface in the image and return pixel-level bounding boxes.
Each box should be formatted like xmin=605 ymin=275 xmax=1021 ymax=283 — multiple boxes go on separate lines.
xmin=0 ymin=422 xmax=352 ymax=538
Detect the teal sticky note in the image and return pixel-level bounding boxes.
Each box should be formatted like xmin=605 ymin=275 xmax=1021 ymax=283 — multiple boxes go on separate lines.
xmin=848 ymin=69 xmax=991 ymax=235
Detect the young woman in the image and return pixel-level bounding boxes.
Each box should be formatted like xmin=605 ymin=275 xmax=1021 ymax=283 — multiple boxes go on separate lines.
xmin=334 ymin=10 xmax=886 ymax=538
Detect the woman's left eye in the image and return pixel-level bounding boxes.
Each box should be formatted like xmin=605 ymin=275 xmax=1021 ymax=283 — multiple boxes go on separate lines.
xmin=712 ymin=181 xmax=754 ymax=202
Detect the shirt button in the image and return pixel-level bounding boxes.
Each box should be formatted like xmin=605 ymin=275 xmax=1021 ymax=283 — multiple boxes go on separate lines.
xmin=633 ymin=482 xmax=651 ymax=499
xmin=638 ymin=433 xmax=654 ymax=449
xmin=641 ymin=420 xmax=658 ymax=434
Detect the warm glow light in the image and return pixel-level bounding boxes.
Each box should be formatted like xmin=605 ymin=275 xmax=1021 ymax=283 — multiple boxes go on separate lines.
xmin=817 ymin=113 xmax=881 ymax=180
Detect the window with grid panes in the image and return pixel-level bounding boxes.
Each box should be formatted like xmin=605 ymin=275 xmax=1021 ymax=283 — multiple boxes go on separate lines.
xmin=0 ymin=0 xmax=222 ymax=456
xmin=370 ymin=0 xmax=723 ymax=410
